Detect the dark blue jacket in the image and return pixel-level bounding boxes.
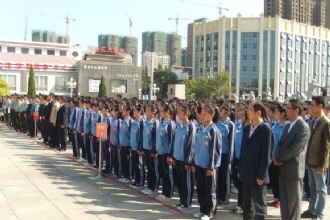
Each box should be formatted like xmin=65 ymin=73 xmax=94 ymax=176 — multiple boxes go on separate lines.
xmin=238 ymin=122 xmax=274 ymax=185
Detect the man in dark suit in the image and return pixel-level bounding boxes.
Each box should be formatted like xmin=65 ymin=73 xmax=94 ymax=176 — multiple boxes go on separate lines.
xmin=273 ymin=99 xmax=310 ymax=220
xmin=56 ymin=96 xmax=69 ymax=151
xmin=238 ymin=100 xmax=274 ymax=220
xmin=43 ymin=93 xmax=54 ymax=145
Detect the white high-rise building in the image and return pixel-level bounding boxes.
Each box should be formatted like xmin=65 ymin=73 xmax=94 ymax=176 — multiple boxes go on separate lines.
xmin=142 ymin=51 xmax=170 ymax=76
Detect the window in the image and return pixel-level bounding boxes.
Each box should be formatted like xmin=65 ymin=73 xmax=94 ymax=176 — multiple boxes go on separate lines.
xmin=21 ymin=48 xmax=29 ymax=54
xmin=35 ymin=76 xmax=47 ymax=91
xmin=60 ymin=51 xmax=67 ymax=56
xmin=253 ymin=44 xmax=257 ymax=49
xmin=233 ymin=43 xmax=236 ymax=48
xmin=0 ymin=75 xmax=16 ymax=90
xmin=35 ymin=49 xmax=42 ymax=55
xmin=244 ymin=44 xmax=247 ymax=48
xmin=243 ymin=66 xmax=247 ymax=71
xmin=243 ymin=55 xmax=247 ymax=60
xmin=253 ymin=55 xmax=257 ymax=60
xmin=47 ymin=50 xmax=55 ymax=55
xmin=170 ymin=88 xmax=173 ymax=94
xmin=55 ymin=76 xmax=68 ymax=92
xmin=7 ymin=47 xmax=15 ymax=53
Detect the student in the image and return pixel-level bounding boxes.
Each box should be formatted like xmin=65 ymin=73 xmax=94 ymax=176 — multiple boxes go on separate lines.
xmin=109 ymin=105 xmax=122 ymax=178
xmin=69 ymin=99 xmax=79 ymax=158
xmin=90 ymin=103 xmax=103 ymax=168
xmin=119 ymin=104 xmax=133 ymax=183
xmin=82 ymin=100 xmax=92 ymax=165
xmin=130 ymin=104 xmax=146 ymax=188
xmin=155 ymin=103 xmax=177 ymax=201
xmin=269 ymin=103 xmax=289 ymax=208
xmin=192 ymin=105 xmax=222 ymax=220
xmin=100 ymin=104 xmax=111 ymax=172
xmin=76 ymin=99 xmax=86 ymax=161
xmin=169 ymin=105 xmax=196 ymax=210
xmin=216 ymin=103 xmax=235 ymax=205
xmin=141 ymin=105 xmax=160 ymax=195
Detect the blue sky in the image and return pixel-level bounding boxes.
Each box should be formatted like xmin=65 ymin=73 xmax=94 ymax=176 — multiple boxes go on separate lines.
xmin=0 ymin=0 xmax=263 ymax=65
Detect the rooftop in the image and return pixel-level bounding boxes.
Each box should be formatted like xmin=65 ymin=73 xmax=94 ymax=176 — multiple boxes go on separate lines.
xmin=0 ymin=52 xmax=77 ymax=65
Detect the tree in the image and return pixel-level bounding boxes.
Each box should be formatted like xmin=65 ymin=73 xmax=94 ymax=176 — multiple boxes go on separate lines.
xmin=142 ymin=66 xmax=150 ymax=97
xmin=210 ymin=71 xmax=232 ymax=99
xmin=153 ymin=66 xmax=178 ymax=99
xmin=98 ymin=74 xmax=107 ymax=97
xmin=0 ymin=78 xmax=11 ymax=97
xmin=27 ymin=66 xmax=36 ymax=97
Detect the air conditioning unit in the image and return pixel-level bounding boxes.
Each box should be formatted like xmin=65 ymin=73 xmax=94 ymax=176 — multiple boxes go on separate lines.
xmin=70 ymin=43 xmax=82 ymax=61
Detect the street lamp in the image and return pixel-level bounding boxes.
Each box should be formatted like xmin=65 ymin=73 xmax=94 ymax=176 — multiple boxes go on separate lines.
xmin=66 ymin=77 xmax=77 ymax=97
xmin=150 ymin=83 xmax=160 ymax=101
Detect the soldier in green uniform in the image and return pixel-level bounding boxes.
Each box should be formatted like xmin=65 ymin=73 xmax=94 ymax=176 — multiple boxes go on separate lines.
xmin=5 ymin=96 xmax=11 ymax=126
xmin=10 ymin=95 xmax=16 ymax=128
xmin=19 ymin=95 xmax=29 ymax=133
xmin=15 ymin=96 xmax=22 ymax=131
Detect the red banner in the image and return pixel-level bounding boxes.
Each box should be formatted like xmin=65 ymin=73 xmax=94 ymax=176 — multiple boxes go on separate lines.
xmin=96 ymin=123 xmax=107 ymax=139
xmin=0 ymin=62 xmax=68 ymax=71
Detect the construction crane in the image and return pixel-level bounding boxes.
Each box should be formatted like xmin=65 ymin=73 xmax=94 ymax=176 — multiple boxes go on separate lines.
xmin=168 ymin=14 xmax=193 ymax=66
xmin=125 ymin=12 xmax=133 ymax=58
xmin=180 ymin=0 xmax=229 ymax=17
xmin=30 ymin=11 xmax=76 ymax=44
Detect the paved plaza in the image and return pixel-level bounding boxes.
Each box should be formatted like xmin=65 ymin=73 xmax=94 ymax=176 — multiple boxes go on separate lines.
xmin=0 ymin=122 xmax=329 ymax=220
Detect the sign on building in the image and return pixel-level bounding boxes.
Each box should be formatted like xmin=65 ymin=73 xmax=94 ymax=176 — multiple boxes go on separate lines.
xmin=88 ymin=79 xmax=101 ymax=92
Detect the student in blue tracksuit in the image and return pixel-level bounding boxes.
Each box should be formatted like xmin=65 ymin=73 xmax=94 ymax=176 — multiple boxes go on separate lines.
xmin=76 ymin=99 xmax=86 ymax=161
xmin=130 ymin=104 xmax=146 ymax=188
xmin=69 ymin=99 xmax=79 ymax=158
xmin=82 ymin=100 xmax=92 ymax=165
xmin=141 ymin=105 xmax=160 ymax=195
xmin=119 ymin=104 xmax=134 ymax=183
xmin=155 ymin=103 xmax=177 ymax=201
xmin=100 ymin=104 xmax=111 ymax=172
xmin=89 ymin=103 xmax=102 ymax=168
xmin=269 ymin=103 xmax=289 ymax=208
xmin=169 ymin=104 xmax=196 ymax=210
xmin=216 ymin=103 xmax=235 ymax=205
xmin=233 ymin=106 xmax=250 ymax=212
xmin=109 ymin=105 xmax=122 ymax=178
xmin=192 ymin=105 xmax=222 ymax=220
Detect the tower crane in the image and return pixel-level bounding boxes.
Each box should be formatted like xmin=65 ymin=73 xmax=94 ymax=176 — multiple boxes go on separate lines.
xmin=30 ymin=11 xmax=76 ymax=44
xmin=180 ymin=0 xmax=229 ymax=17
xmin=168 ymin=14 xmax=194 ymax=66
xmin=125 ymin=12 xmax=133 ymax=57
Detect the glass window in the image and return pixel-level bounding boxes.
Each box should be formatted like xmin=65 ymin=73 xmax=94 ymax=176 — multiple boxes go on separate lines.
xmin=21 ymin=48 xmax=29 ymax=54
xmin=35 ymin=76 xmax=47 ymax=91
xmin=47 ymin=50 xmax=55 ymax=55
xmin=7 ymin=47 xmax=15 ymax=53
xmin=244 ymin=44 xmax=247 ymax=48
xmin=0 ymin=75 xmax=16 ymax=90
xmin=243 ymin=55 xmax=247 ymax=60
xmin=35 ymin=49 xmax=42 ymax=55
xmin=55 ymin=76 xmax=68 ymax=92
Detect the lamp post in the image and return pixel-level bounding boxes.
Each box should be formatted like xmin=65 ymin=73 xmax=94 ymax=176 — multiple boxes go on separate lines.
xmin=150 ymin=83 xmax=160 ymax=101
xmin=66 ymin=77 xmax=77 ymax=97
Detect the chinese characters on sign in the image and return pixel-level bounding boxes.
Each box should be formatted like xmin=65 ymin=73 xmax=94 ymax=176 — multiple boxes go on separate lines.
xmin=96 ymin=123 xmax=107 ymax=139
xmin=0 ymin=62 xmax=68 ymax=71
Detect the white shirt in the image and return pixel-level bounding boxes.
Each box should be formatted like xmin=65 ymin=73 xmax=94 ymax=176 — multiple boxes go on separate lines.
xmin=288 ymin=116 xmax=302 ymax=132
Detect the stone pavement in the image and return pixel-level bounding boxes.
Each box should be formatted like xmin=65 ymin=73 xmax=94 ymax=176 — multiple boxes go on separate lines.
xmin=0 ymin=122 xmax=329 ymax=220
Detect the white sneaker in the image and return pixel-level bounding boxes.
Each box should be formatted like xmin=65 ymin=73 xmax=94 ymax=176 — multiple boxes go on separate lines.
xmin=142 ymin=189 xmax=151 ymax=194
xmin=172 ymin=202 xmax=182 ymax=207
xmin=77 ymin=158 xmax=84 ymax=162
xmin=231 ymin=187 xmax=238 ymax=194
xmin=201 ymin=215 xmax=210 ymax=220
xmin=177 ymin=205 xmax=189 ymax=210
xmin=118 ymin=178 xmax=126 ymax=182
xmin=193 ymin=213 xmax=203 ymax=219
xmin=144 ymin=189 xmax=158 ymax=195
xmin=121 ymin=178 xmax=131 ymax=183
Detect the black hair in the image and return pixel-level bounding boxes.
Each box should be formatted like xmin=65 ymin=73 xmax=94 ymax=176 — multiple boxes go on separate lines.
xmin=103 ymin=104 xmax=110 ymax=112
xmin=163 ymin=102 xmax=177 ymax=121
xmin=311 ymin=96 xmax=325 ymax=109
xmin=146 ymin=104 xmax=159 ymax=117
xmin=220 ymin=103 xmax=231 ymax=113
xmin=202 ymin=104 xmax=219 ymax=123
xmin=123 ymin=103 xmax=134 ymax=117
xmin=251 ymin=101 xmax=269 ymax=123
xmin=112 ymin=104 xmax=123 ymax=118
xmin=275 ymin=103 xmax=286 ymax=114
xmin=289 ymin=99 xmax=304 ymax=115
xmin=134 ymin=104 xmax=145 ymax=115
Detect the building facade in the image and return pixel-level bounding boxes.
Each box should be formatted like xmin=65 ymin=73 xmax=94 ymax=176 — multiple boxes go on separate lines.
xmin=264 ymin=0 xmax=329 ymax=28
xmin=192 ymin=14 xmax=330 ymax=99
xmin=141 ymin=52 xmax=170 ymax=76
xmin=78 ymin=54 xmax=142 ymax=98
xmin=0 ymin=39 xmax=79 ymax=95
xmin=32 ymin=30 xmax=67 ymax=44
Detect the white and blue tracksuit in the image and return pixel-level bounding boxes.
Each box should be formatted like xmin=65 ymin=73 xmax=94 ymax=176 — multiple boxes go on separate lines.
xmin=156 ymin=119 xmax=176 ymax=198
xmin=76 ymin=108 xmax=86 ymax=159
xmin=101 ymin=116 xmax=111 ymax=171
xmin=170 ymin=121 xmax=196 ymax=207
xmin=142 ymin=118 xmax=160 ymax=191
xmin=83 ymin=109 xmax=92 ymax=164
xmin=119 ymin=117 xmax=133 ymax=179
xmin=193 ymin=123 xmax=222 ymax=217
xmin=216 ymin=118 xmax=235 ymax=204
xmin=109 ymin=116 xmax=121 ymax=177
xmin=70 ymin=107 xmax=79 ymax=157
xmin=90 ymin=111 xmax=102 ymax=167
xmin=130 ymin=117 xmax=145 ymax=186
xmin=233 ymin=120 xmax=243 ymax=206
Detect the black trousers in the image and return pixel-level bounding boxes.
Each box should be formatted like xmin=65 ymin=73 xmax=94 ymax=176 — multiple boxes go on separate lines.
xmin=217 ymin=153 xmax=231 ymax=203
xmin=132 ymin=150 xmax=145 ymax=186
xmin=196 ymin=166 xmax=218 ymax=217
xmin=120 ymin=146 xmax=131 ymax=179
xmin=93 ymin=136 xmax=99 ymax=166
xmin=110 ymin=144 xmax=120 ymax=177
xmin=303 ymin=169 xmax=310 ymax=195
xmin=269 ymin=161 xmax=280 ymax=199
xmin=85 ymin=135 xmax=93 ymax=164
xmin=175 ymin=160 xmax=194 ymax=207
xmin=20 ymin=114 xmax=27 ymax=133
xmin=29 ymin=119 xmax=37 ymax=137
xmin=77 ymin=133 xmax=86 ymax=159
xmin=103 ymin=141 xmax=110 ymax=171
xmin=44 ymin=120 xmax=50 ymax=142
xmin=58 ymin=126 xmax=67 ymax=149
xmin=242 ymin=182 xmax=267 ymax=220
xmin=158 ymin=153 xmax=174 ymax=198
xmin=232 ymin=165 xmax=243 ymax=206
xmin=70 ymin=130 xmax=79 ymax=157
xmin=144 ymin=149 xmax=159 ymax=191
xmin=51 ymin=124 xmax=59 ymax=147
xmin=16 ymin=112 xmax=21 ymax=130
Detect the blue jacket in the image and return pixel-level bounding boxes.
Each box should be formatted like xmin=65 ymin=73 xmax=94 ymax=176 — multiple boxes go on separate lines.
xmin=83 ymin=109 xmax=92 ymax=135
xmin=170 ymin=121 xmax=196 ymax=164
xmin=90 ymin=111 xmax=102 ymax=136
xmin=156 ymin=119 xmax=176 ymax=155
xmin=193 ymin=123 xmax=222 ymax=169
xmin=119 ymin=117 xmax=133 ymax=146
xmin=76 ymin=108 xmax=86 ymax=133
xmin=234 ymin=120 xmax=243 ymax=160
xmin=130 ymin=117 xmax=145 ymax=151
xmin=68 ymin=107 xmax=75 ymax=129
xmin=110 ymin=116 xmax=121 ymax=146
xmin=71 ymin=107 xmax=79 ymax=130
xmin=216 ymin=118 xmax=235 ymax=164
xmin=142 ymin=118 xmax=159 ymax=153
xmin=272 ymin=121 xmax=289 ymax=156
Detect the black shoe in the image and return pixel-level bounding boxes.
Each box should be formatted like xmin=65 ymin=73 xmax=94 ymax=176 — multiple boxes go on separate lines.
xmin=101 ymin=169 xmax=110 ymax=174
xmin=301 ymin=210 xmax=317 ymax=218
xmin=58 ymin=148 xmax=66 ymax=152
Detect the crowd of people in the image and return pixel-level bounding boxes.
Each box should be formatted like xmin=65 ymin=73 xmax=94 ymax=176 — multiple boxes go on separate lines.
xmin=0 ymin=93 xmax=329 ymax=220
